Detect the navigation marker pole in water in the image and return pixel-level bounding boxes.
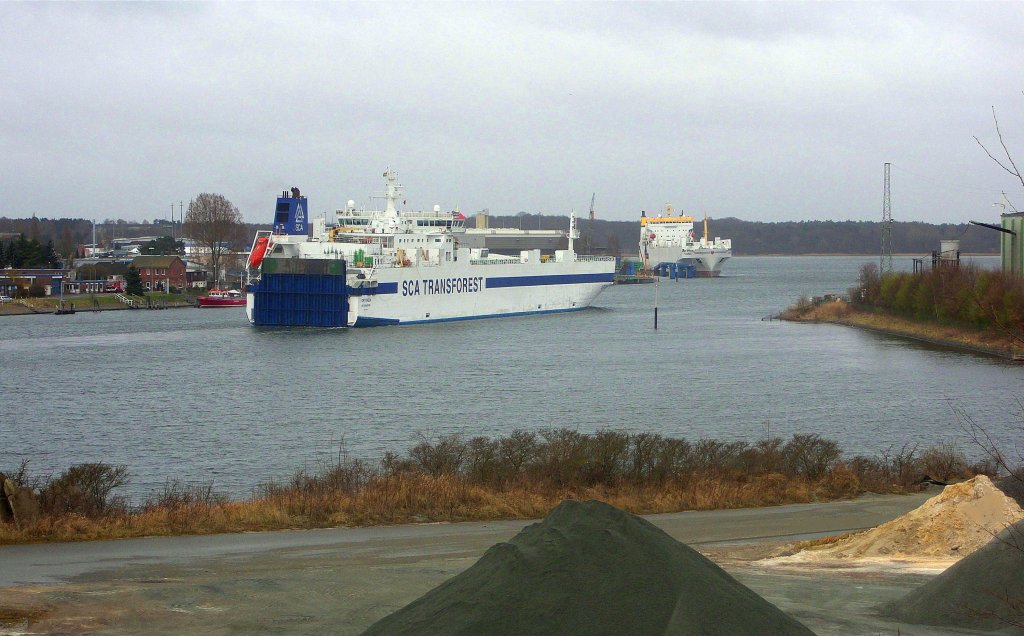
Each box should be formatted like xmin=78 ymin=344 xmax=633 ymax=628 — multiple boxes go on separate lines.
xmin=642 ymin=222 xmax=658 ymax=329
xmin=654 ymin=271 xmax=659 ymax=330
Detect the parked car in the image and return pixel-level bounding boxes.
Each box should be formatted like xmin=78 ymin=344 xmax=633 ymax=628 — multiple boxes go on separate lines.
xmin=0 ymin=295 xmax=13 ymax=303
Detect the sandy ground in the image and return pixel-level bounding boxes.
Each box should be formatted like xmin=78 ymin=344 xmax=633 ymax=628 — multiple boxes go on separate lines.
xmin=0 ymin=489 xmax=1006 ymax=636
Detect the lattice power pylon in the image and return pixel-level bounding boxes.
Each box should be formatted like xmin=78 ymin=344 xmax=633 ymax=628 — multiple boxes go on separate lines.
xmin=881 ymin=162 xmax=893 ymax=274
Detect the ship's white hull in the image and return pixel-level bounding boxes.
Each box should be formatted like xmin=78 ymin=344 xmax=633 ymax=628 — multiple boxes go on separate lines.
xmin=246 ymin=256 xmax=613 ymax=327
xmin=645 ymin=246 xmax=731 ymax=277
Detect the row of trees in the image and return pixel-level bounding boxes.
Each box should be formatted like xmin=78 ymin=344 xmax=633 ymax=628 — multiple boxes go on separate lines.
xmin=0 ymin=236 xmax=62 ymax=268
xmin=852 ymin=263 xmax=1024 ymax=333
xmin=1 ymin=194 xmax=245 ymax=288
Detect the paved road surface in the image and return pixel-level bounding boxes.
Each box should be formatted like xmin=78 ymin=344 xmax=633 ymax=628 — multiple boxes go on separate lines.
xmin=0 ymin=490 xmax=985 ymax=635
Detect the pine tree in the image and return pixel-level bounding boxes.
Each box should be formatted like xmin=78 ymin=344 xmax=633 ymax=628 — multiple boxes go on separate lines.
xmin=125 ymin=266 xmax=145 ymax=296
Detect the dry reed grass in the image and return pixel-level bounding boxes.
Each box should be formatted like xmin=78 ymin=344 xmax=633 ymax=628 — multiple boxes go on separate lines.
xmin=1 ymin=431 xmax=988 ymax=545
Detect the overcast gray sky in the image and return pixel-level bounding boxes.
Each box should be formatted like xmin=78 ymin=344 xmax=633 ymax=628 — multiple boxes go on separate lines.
xmin=3 ymin=2 xmax=1023 ymax=225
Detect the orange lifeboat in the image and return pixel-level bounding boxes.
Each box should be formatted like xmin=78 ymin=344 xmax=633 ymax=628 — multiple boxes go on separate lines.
xmin=248 ymin=236 xmax=270 ymax=269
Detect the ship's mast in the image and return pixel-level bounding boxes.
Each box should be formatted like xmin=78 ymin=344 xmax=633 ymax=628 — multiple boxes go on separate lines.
xmin=568 ymin=209 xmax=579 ymax=256
xmin=383 ymin=169 xmax=402 ymax=218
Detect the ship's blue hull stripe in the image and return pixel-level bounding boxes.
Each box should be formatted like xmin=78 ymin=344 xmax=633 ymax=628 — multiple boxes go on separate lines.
xmin=347 ymin=282 xmax=399 ymax=296
xmin=486 ymin=273 xmax=614 ymax=288
xmin=347 ymin=273 xmax=611 ymax=297
xmin=352 ymin=306 xmax=587 ymax=328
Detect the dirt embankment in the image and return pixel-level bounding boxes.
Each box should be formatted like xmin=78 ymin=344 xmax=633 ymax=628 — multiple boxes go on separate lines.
xmin=781 ymin=300 xmax=1024 ymax=361
xmin=765 ymin=476 xmax=1024 ymax=570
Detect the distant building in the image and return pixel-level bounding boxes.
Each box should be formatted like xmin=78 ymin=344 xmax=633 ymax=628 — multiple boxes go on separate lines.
xmin=68 ymin=260 xmax=129 ymax=294
xmin=186 ymin=264 xmax=209 ymax=290
xmin=0 ymin=268 xmax=71 ymax=297
xmin=131 ymin=255 xmax=186 ymax=292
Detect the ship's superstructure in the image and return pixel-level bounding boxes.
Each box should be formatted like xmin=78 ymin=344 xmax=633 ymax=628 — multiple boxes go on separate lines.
xmin=639 ymin=204 xmax=732 ymax=277
xmin=245 ymin=171 xmax=615 ymax=327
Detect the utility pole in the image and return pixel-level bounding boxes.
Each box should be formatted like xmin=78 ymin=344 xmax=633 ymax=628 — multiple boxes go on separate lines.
xmin=881 ymin=162 xmax=893 ymax=274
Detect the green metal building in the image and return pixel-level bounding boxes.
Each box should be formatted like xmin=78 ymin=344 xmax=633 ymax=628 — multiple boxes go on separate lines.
xmin=1003 ymin=212 xmax=1024 ymax=276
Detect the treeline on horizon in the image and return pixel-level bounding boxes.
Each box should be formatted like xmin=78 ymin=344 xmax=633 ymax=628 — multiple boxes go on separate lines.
xmin=0 ymin=214 xmax=1000 ymax=257
xmin=569 ymin=216 xmax=1000 ymax=256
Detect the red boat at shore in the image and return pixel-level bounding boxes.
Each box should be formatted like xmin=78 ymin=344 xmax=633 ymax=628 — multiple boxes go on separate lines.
xmin=197 ymin=289 xmax=246 ymax=308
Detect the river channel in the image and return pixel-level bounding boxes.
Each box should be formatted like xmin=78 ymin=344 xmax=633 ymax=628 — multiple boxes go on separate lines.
xmin=2 ymin=255 xmax=1020 ymax=501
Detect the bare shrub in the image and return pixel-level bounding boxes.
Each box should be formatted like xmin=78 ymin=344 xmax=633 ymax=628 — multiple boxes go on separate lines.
xmin=3 ymin=459 xmax=33 ymax=486
xmin=654 ymin=438 xmax=693 ymax=483
xmin=744 ymin=437 xmax=786 ymax=474
xmin=783 ymin=434 xmax=840 ymax=479
xmin=919 ymin=443 xmax=969 ymax=482
xmin=465 ymin=436 xmax=500 ymax=487
xmin=626 ymin=432 xmax=664 ymax=483
xmin=585 ymin=430 xmax=629 ymax=486
xmin=844 ymin=455 xmax=892 ymax=492
xmin=497 ymin=430 xmax=538 ymax=484
xmin=825 ymin=463 xmax=862 ymax=498
xmin=691 ymin=439 xmax=748 ymax=475
xmin=144 ymin=480 xmax=227 ymax=510
xmin=39 ymin=463 xmax=129 ymax=518
xmin=264 ymin=455 xmax=372 ymax=500
xmin=381 ymin=451 xmax=416 ymax=476
xmin=529 ymin=428 xmax=587 ymax=487
xmin=408 ymin=433 xmax=467 ymax=477
xmin=881 ymin=443 xmax=921 ymax=487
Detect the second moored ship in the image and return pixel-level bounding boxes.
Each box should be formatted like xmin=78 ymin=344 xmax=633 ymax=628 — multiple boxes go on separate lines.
xmin=244 ymin=171 xmax=616 ymax=327
xmin=640 ymin=204 xmax=732 ymax=277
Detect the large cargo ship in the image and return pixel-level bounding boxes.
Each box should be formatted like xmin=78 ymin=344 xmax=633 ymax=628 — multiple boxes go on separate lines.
xmin=244 ymin=171 xmax=616 ymax=327
xmin=639 ymin=204 xmax=732 ymax=277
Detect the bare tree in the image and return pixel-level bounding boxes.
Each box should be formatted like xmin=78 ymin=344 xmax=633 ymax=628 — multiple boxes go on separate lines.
xmin=184 ymin=193 xmax=246 ymax=286
xmin=974 ymin=98 xmax=1024 ymax=212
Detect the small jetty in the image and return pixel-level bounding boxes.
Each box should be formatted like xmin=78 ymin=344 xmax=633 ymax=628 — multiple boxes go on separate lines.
xmin=613 ymin=257 xmax=697 ymax=284
xmin=614 ymin=272 xmax=656 ymax=284
xmin=614 ymin=257 xmax=654 ymax=284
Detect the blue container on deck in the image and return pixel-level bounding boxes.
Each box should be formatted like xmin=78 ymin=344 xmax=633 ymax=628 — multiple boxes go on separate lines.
xmin=249 ymin=259 xmax=348 ymax=327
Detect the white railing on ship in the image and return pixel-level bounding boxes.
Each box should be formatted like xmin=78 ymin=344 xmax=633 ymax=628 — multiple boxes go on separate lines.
xmin=576 ymin=255 xmax=615 ymax=262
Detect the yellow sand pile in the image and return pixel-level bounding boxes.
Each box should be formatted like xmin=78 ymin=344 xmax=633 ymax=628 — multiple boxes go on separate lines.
xmin=771 ymin=475 xmax=1024 ymax=567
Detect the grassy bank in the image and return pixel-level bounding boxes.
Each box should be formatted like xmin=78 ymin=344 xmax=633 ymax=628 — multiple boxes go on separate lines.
xmin=1 ymin=430 xmax=989 ymax=545
xmin=780 ymin=299 xmax=1024 ymax=361
xmin=0 ymin=292 xmax=196 ymax=315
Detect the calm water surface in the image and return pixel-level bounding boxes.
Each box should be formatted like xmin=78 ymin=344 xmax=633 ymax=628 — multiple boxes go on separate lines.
xmin=2 ymin=256 xmax=1020 ymax=500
